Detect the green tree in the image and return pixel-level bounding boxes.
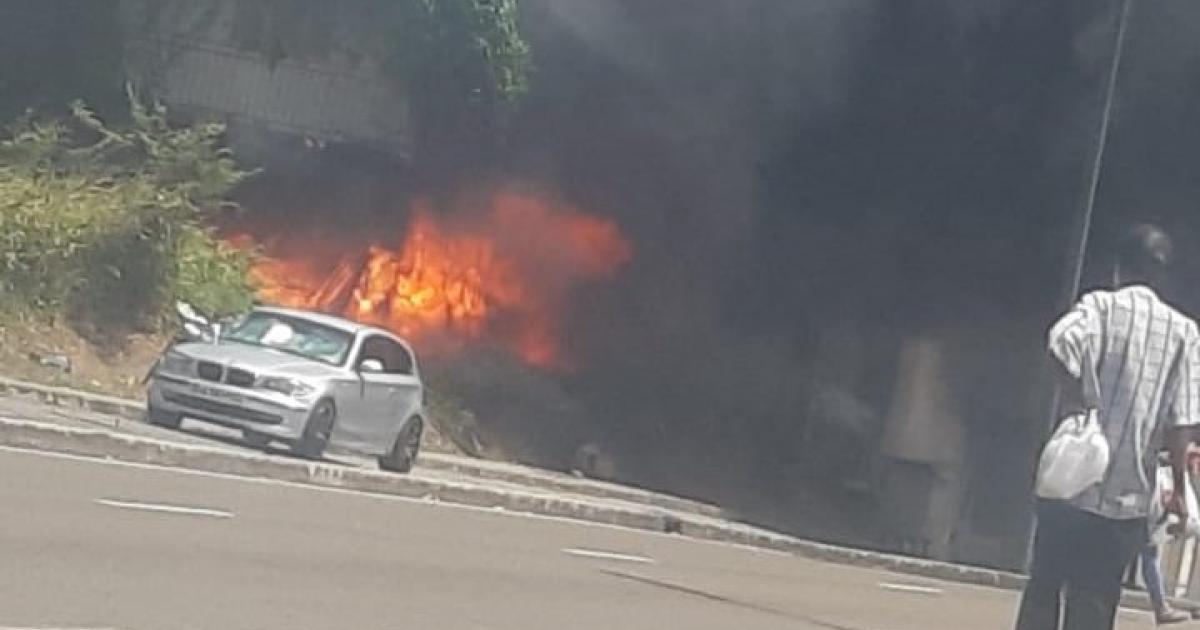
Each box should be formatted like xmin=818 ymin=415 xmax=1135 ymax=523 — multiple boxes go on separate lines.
xmin=391 ymin=0 xmax=531 ymax=104
xmin=390 ymin=0 xmax=532 ymax=180
xmin=0 ymin=89 xmax=254 ymax=333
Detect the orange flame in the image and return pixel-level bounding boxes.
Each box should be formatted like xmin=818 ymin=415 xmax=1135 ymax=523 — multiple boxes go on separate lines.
xmin=239 ymin=193 xmax=633 ymax=369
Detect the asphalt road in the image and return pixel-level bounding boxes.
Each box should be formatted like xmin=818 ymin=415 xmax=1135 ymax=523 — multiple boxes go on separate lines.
xmin=0 ymin=447 xmax=1159 ymax=630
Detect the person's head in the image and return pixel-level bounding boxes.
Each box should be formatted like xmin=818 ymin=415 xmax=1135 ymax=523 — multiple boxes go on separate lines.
xmin=1114 ymin=223 xmax=1172 ymax=289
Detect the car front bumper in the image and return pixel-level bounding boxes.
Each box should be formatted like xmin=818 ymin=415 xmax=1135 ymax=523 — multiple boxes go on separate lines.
xmin=148 ymin=373 xmax=314 ymax=440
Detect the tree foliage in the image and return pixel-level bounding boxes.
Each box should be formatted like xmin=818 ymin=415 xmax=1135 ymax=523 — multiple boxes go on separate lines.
xmin=0 ymin=89 xmax=254 ymax=331
xmin=385 ymin=0 xmax=532 ymax=177
xmin=391 ymin=0 xmax=531 ymax=104
xmin=240 ymin=0 xmax=532 ymax=170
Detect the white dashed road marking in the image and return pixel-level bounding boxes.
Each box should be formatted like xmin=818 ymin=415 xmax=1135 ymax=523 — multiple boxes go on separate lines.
xmin=877 ymin=582 xmax=944 ymax=596
xmin=2 ymin=445 xmax=773 ymax=556
xmin=94 ymin=498 xmax=233 ymax=520
xmin=562 ymin=547 xmax=656 ymax=564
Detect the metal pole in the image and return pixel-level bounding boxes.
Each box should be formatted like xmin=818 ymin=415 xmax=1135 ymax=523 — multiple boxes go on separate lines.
xmin=1023 ymin=0 xmax=1136 ymax=570
xmin=1065 ymin=0 xmax=1135 ymax=303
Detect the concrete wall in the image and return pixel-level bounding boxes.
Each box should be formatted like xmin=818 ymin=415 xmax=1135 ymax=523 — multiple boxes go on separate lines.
xmin=120 ymin=0 xmax=412 ymax=157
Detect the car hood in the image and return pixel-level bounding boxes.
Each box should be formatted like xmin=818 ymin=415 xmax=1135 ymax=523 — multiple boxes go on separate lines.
xmin=172 ymin=341 xmax=346 ymax=379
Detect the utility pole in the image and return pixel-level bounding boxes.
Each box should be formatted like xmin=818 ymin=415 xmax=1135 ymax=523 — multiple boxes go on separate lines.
xmin=1065 ymin=0 xmax=1135 ymax=304
xmin=1024 ymin=0 xmax=1136 ymax=569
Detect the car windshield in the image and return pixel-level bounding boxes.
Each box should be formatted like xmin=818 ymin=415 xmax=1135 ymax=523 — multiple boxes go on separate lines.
xmin=223 ymin=312 xmax=354 ymax=366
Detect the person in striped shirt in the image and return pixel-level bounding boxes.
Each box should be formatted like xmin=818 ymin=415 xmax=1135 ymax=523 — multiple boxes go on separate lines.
xmin=1015 ymin=224 xmax=1200 ymax=630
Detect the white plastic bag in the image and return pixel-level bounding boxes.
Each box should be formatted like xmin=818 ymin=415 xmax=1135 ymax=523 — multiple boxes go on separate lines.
xmin=1036 ymin=344 xmax=1108 ymax=501
xmin=1035 ymin=409 xmax=1110 ymax=501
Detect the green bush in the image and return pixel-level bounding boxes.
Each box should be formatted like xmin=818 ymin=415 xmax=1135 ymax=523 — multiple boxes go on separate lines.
xmin=0 ymin=90 xmax=254 ymax=331
xmin=171 ymin=223 xmax=255 ymax=318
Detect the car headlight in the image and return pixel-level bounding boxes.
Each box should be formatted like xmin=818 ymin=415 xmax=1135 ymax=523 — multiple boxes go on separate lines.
xmin=159 ymin=352 xmax=195 ymax=375
xmin=256 ymin=375 xmax=317 ymax=399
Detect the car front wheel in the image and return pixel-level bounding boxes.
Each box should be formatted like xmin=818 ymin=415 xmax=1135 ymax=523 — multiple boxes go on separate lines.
xmin=379 ymin=418 xmax=423 ymax=474
xmin=293 ymin=399 xmax=336 ymax=460
xmin=145 ymin=403 xmax=182 ymax=430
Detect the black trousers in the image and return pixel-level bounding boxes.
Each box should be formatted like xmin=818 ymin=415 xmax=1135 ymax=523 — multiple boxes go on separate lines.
xmin=1015 ymin=500 xmax=1146 ymax=630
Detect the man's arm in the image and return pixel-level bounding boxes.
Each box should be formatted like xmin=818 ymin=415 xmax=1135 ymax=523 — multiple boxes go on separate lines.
xmin=1169 ymin=428 xmax=1199 ymax=510
xmin=1051 ymin=356 xmax=1086 ymax=418
xmin=1167 ymin=330 xmax=1200 ymax=521
xmin=1047 ymin=292 xmax=1103 ymax=412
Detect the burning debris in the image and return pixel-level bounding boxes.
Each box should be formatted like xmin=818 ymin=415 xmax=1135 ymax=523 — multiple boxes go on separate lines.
xmin=234 ymin=192 xmax=633 ymax=369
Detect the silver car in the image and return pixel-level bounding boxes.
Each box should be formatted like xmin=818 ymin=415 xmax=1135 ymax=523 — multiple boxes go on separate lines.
xmin=146 ymin=306 xmax=425 ymax=472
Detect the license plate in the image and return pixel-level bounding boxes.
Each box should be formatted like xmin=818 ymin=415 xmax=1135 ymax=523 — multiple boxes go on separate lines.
xmin=193 ymin=384 xmax=243 ymax=404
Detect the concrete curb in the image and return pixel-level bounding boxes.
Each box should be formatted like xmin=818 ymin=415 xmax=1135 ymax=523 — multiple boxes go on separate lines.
xmin=771 ymin=538 xmax=1026 ymax=591
xmin=0 ymin=375 xmax=723 ymax=517
xmin=418 ymin=454 xmax=725 ymax=519
xmin=0 ymin=417 xmax=680 ymax=530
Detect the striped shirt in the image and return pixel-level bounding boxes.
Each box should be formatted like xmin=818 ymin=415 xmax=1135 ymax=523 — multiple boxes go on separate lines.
xmin=1048 ymin=285 xmax=1200 ymax=520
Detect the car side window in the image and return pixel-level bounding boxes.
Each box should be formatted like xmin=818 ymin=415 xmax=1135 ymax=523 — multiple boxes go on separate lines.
xmin=356 ymin=336 xmax=387 ymax=370
xmin=386 ymin=339 xmax=415 ymax=375
xmin=358 ymin=335 xmax=414 ymax=375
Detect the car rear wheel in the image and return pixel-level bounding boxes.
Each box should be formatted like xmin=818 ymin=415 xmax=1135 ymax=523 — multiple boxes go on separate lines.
xmin=146 ymin=403 xmax=182 ymax=430
xmin=293 ymin=399 xmax=336 ymax=460
xmin=379 ymin=418 xmax=423 ymax=474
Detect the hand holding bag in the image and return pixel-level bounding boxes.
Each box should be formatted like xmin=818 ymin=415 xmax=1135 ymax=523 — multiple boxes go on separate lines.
xmin=1150 ymin=465 xmax=1200 ymax=545
xmin=1035 ymin=348 xmax=1110 ymax=501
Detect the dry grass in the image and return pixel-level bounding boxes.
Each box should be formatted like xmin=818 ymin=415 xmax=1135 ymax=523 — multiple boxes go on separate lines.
xmin=0 ymin=318 xmax=165 ymax=400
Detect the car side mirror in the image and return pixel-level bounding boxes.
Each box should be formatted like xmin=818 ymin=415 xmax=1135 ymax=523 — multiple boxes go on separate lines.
xmin=358 ymin=358 xmax=385 ymax=374
xmin=176 ymin=301 xmax=208 ymax=325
